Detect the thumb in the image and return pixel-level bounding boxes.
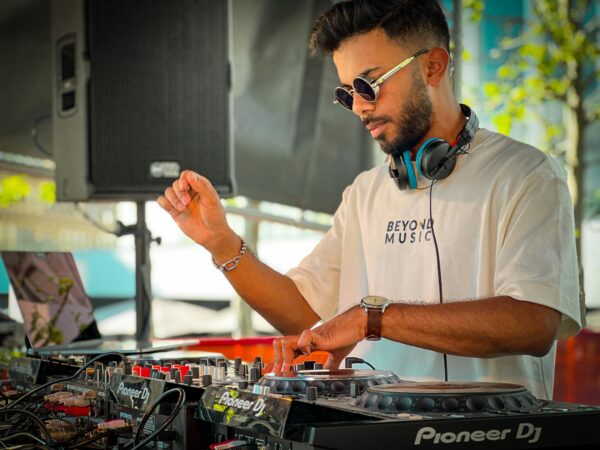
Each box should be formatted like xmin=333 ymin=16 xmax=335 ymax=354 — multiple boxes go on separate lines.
xmin=185 ymin=172 xmax=221 ymax=206
xmin=325 ymin=353 xmax=343 ymax=370
xmin=297 ymin=329 xmax=316 ymax=355
xmin=297 ymin=329 xmax=330 ymax=355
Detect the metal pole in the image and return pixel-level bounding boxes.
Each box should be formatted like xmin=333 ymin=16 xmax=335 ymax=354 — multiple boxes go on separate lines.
xmin=135 ymin=201 xmax=153 ymax=343
xmin=452 ymin=0 xmax=463 ymax=100
xmin=232 ymin=200 xmax=260 ymax=338
xmin=223 ymin=204 xmax=330 ymax=233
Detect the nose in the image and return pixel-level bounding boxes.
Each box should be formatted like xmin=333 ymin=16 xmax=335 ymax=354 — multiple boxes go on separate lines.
xmin=351 ymin=92 xmax=375 ymax=117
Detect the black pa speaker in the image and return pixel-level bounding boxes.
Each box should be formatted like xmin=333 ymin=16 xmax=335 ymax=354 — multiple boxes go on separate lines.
xmin=51 ymin=0 xmax=234 ymax=201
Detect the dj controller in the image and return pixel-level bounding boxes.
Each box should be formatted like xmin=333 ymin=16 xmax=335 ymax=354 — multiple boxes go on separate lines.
xmin=3 ymin=352 xmax=600 ymax=449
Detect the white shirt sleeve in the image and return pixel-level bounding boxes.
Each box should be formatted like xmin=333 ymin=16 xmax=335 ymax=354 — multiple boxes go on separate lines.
xmin=495 ymin=168 xmax=581 ymax=339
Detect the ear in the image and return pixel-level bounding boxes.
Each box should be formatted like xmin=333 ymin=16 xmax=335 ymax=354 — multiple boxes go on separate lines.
xmin=424 ymin=47 xmax=450 ymax=86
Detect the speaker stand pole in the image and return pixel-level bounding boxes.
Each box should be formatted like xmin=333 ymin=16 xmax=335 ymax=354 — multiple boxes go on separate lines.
xmin=135 ymin=201 xmax=153 ymax=344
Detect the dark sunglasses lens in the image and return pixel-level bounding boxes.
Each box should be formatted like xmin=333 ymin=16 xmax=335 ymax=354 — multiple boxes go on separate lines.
xmin=334 ymin=87 xmax=353 ymax=110
xmin=353 ymin=78 xmax=376 ymax=101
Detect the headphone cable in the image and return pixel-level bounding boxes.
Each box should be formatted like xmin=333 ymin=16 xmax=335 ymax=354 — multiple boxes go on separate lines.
xmin=428 ymin=180 xmax=449 ymax=382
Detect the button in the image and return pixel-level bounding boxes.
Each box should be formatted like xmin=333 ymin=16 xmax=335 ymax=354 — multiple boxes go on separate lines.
xmin=378 ymin=395 xmax=393 ymax=410
xmin=441 ymin=397 xmax=459 ymax=412
xmin=419 ymin=397 xmax=435 ymax=411
xmin=396 ymin=396 xmax=412 ymax=411
xmin=466 ymin=396 xmax=485 ymax=412
xmin=488 ymin=396 xmax=505 ymax=411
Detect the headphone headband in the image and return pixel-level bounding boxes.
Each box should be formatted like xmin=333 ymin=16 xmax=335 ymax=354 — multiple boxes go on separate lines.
xmin=452 ymin=104 xmax=478 ymax=158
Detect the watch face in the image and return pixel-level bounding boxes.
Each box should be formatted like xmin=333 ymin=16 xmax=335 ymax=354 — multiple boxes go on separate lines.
xmin=361 ymin=295 xmax=389 ymax=308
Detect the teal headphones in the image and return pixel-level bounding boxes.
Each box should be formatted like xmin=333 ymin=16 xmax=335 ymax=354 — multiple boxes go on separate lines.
xmin=388 ymin=104 xmax=479 ymax=190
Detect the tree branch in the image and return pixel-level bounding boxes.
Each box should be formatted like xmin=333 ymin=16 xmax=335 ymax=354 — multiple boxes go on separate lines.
xmin=582 ymin=71 xmax=600 ymax=92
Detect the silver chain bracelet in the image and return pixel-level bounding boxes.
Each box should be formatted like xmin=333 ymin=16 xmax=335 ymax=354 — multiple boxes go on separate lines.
xmin=212 ymin=239 xmax=247 ymax=273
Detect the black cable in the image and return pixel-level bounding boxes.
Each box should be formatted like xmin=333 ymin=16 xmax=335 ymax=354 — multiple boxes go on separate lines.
xmin=0 ymin=433 xmax=47 ymax=446
xmin=67 ymin=431 xmax=111 ymax=449
xmin=1 ymin=445 xmax=54 ymax=450
xmin=128 ymin=387 xmax=186 ymax=450
xmin=31 ymin=114 xmax=52 ymax=158
xmin=428 ymin=180 xmax=449 ymax=382
xmin=0 ymin=409 xmax=52 ymax=443
xmin=133 ymin=388 xmax=186 ymax=448
xmin=1 ymin=409 xmax=50 ymax=440
xmin=3 ymin=352 xmax=125 ymax=410
xmin=343 ymin=357 xmax=376 ymax=370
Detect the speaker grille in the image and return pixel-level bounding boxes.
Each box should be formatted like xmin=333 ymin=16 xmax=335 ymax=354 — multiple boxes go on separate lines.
xmin=87 ymin=0 xmax=231 ymax=197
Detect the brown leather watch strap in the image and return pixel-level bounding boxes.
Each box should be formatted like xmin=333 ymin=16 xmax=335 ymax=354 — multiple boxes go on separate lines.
xmin=365 ymin=308 xmax=383 ymax=340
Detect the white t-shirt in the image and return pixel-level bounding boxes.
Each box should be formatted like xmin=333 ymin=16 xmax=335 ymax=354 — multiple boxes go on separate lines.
xmin=287 ymin=128 xmax=581 ymax=399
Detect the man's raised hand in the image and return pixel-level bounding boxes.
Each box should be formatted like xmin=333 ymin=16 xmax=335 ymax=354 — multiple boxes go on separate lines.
xmin=156 ymin=170 xmax=235 ymax=252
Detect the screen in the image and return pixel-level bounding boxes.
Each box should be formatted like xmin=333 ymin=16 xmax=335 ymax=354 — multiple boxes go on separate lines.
xmin=0 ymin=251 xmax=97 ymax=348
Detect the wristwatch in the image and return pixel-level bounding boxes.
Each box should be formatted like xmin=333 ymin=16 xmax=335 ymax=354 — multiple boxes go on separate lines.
xmin=360 ymin=295 xmax=391 ymax=341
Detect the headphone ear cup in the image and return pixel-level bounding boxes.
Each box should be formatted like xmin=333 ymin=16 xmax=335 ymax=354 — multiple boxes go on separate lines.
xmin=388 ymin=151 xmax=417 ymax=190
xmin=419 ymin=139 xmax=456 ymax=180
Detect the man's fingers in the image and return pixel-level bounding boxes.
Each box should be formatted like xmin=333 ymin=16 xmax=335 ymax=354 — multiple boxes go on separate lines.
xmin=185 ymin=172 xmax=221 ymax=207
xmin=281 ymin=336 xmax=297 ymax=371
xmin=164 ymin=187 xmax=186 ymax=212
xmin=156 ymin=196 xmax=177 ymax=216
xmin=297 ymin=329 xmax=316 ymax=355
xmin=272 ymin=338 xmax=283 ymax=373
xmin=263 ymin=361 xmax=275 ymax=374
xmin=172 ymin=178 xmax=191 ymax=206
xmin=272 ymin=336 xmax=300 ymax=373
xmin=324 ymin=353 xmax=343 ymax=370
xmin=178 ymin=170 xmax=192 ymax=192
xmin=158 ymin=170 xmax=220 ymax=216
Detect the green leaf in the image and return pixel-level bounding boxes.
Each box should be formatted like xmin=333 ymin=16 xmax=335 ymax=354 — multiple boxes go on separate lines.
xmin=483 ymin=82 xmax=501 ymax=98
xmin=58 ymin=277 xmax=75 ymax=296
xmin=514 ymin=105 xmax=526 ymax=120
xmin=492 ymin=114 xmax=512 ymax=135
xmin=47 ymin=326 xmax=64 ymax=345
xmin=511 ymin=86 xmax=527 ymax=102
xmin=0 ymin=175 xmax=31 ymax=207
xmin=39 ymin=181 xmax=56 ymax=204
xmin=525 ymin=77 xmax=546 ymax=92
xmin=463 ymin=0 xmax=484 ymax=22
xmin=519 ymin=43 xmax=546 ymax=60
xmin=498 ymin=65 xmax=517 ymax=79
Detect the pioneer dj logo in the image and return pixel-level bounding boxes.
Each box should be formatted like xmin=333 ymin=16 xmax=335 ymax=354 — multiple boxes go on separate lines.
xmin=217 ymin=391 xmax=266 ymax=416
xmin=414 ymin=423 xmax=542 ymax=445
xmin=116 ymin=382 xmax=150 ymax=402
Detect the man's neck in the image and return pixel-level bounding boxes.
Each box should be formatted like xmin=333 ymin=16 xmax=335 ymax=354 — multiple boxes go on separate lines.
xmin=410 ymin=102 xmax=466 ymax=159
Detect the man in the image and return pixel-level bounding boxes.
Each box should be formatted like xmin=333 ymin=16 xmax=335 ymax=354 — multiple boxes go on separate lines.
xmin=157 ymin=0 xmax=580 ymax=399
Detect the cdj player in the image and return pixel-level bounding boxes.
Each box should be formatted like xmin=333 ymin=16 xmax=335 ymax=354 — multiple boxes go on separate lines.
xmin=3 ymin=354 xmax=600 ymax=449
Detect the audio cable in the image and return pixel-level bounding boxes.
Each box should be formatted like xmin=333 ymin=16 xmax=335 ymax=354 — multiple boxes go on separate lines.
xmin=344 ymin=357 xmax=376 ymax=370
xmin=126 ymin=387 xmax=186 ymax=450
xmin=3 ymin=352 xmax=126 ymax=410
xmin=0 ymin=408 xmax=53 ymax=444
xmin=428 ymin=180 xmax=449 ymax=382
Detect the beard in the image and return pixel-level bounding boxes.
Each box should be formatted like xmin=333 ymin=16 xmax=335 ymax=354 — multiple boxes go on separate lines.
xmin=369 ymin=71 xmax=432 ymax=155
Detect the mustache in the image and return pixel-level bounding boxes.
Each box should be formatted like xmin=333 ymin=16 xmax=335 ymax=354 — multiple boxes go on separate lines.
xmin=361 ymin=115 xmax=392 ymax=127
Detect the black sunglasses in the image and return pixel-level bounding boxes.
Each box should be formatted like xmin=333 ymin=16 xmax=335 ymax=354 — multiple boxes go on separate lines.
xmin=334 ymin=48 xmax=430 ymax=111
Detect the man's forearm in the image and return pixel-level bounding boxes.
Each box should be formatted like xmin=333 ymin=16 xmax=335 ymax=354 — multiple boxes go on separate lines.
xmin=212 ymin=235 xmax=320 ymax=335
xmin=380 ymin=296 xmax=561 ymax=358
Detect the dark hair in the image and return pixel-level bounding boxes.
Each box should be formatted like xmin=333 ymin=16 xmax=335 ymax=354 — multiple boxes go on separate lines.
xmin=309 ymin=0 xmax=450 ymax=55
